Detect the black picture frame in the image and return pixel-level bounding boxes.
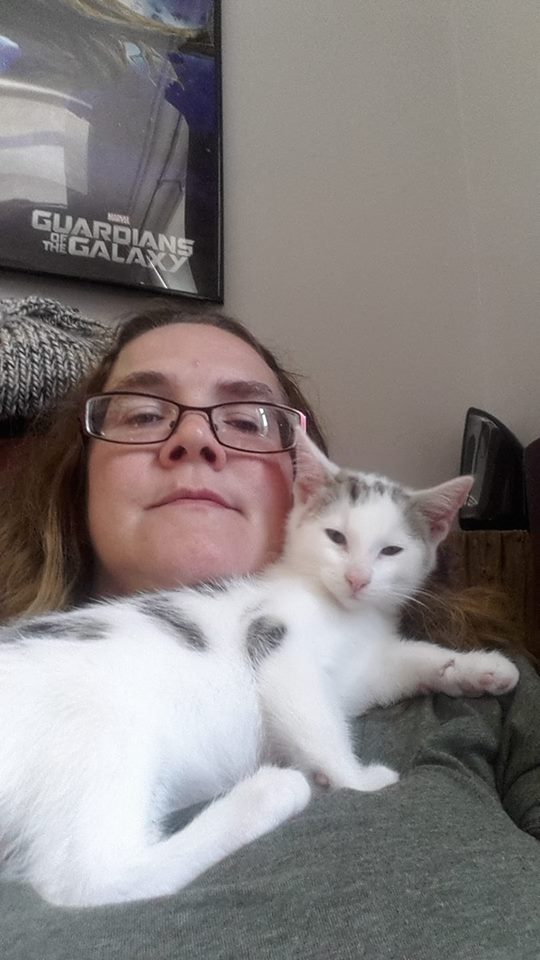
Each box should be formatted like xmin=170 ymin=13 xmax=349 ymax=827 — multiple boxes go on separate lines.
xmin=0 ymin=1 xmax=223 ymax=301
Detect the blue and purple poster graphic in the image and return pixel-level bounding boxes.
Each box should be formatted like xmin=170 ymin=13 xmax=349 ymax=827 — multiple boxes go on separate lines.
xmin=0 ymin=1 xmax=222 ymax=300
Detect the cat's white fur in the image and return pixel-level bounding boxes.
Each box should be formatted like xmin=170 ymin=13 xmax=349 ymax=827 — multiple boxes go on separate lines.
xmin=0 ymin=435 xmax=519 ymax=906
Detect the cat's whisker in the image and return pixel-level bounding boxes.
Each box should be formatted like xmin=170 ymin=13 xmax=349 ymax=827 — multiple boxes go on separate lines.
xmin=414 ymin=588 xmax=457 ymax=614
xmin=383 ymin=589 xmax=430 ymax=612
xmin=403 ymin=596 xmax=430 ymax=612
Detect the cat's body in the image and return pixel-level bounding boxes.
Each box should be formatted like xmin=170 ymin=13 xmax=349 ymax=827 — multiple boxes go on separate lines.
xmin=0 ymin=437 xmax=519 ymax=906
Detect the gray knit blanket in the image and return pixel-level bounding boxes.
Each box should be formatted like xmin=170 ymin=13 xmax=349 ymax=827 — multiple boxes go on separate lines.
xmin=0 ymin=297 xmax=115 ymax=428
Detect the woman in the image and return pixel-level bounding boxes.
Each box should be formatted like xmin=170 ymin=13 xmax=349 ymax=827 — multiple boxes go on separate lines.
xmin=0 ymin=304 xmax=325 ymax=621
xmin=1 ymin=304 xmax=539 ymax=960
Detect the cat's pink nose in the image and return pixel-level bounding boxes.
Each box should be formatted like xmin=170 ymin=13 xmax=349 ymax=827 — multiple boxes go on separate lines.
xmin=346 ymin=571 xmax=371 ymax=595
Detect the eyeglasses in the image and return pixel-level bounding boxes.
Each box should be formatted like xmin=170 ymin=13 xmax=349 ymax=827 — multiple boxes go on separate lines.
xmin=82 ymin=392 xmax=307 ymax=453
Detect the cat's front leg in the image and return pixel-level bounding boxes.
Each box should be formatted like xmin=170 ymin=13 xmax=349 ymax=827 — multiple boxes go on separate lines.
xmin=259 ymin=649 xmax=399 ymax=793
xmin=325 ymin=760 xmax=400 ymax=792
xmin=374 ymin=639 xmax=519 ymax=703
xmin=419 ymin=647 xmax=520 ymax=698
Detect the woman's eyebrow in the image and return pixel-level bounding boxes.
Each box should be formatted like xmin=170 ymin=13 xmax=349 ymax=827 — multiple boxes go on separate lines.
xmin=215 ymin=380 xmax=280 ymax=402
xmin=108 ymin=373 xmax=282 ymax=402
xmin=109 ymin=371 xmax=173 ymax=393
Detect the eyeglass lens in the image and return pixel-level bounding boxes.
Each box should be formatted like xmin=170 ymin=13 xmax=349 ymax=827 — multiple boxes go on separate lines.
xmin=86 ymin=395 xmax=299 ymax=451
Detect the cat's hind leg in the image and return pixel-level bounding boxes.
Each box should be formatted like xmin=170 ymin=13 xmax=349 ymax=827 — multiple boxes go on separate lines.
xmin=29 ymin=765 xmax=311 ymax=907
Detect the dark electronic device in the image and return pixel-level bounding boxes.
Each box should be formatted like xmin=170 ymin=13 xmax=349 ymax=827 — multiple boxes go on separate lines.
xmin=459 ymin=407 xmax=528 ymax=530
xmin=524 ymin=437 xmax=540 ymax=542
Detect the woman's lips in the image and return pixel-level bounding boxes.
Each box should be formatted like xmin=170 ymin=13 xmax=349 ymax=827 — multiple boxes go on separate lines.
xmin=152 ymin=488 xmax=234 ymax=510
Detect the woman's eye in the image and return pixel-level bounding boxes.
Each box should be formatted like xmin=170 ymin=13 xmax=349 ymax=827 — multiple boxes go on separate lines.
xmin=226 ymin=417 xmax=260 ymax=434
xmin=379 ymin=545 xmax=403 ymax=556
xmin=325 ymin=528 xmax=347 ymax=546
xmin=125 ymin=411 xmax=164 ymax=426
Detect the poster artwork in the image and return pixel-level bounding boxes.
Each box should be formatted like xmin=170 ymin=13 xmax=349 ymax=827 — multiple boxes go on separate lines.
xmin=0 ymin=1 xmax=222 ymax=301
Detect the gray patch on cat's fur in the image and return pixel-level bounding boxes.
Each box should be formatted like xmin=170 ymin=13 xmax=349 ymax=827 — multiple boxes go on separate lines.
xmin=306 ymin=471 xmax=367 ymax=512
xmin=7 ymin=615 xmax=106 ymax=643
xmin=335 ymin=471 xmax=405 ymax=506
xmin=345 ymin=475 xmax=364 ymax=503
xmin=306 ymin=469 xmax=415 ymax=532
xmin=246 ymin=616 xmax=287 ymax=665
xmin=334 ymin=471 xmax=367 ymax=503
xmin=16 ymin=617 xmax=69 ymax=639
xmin=138 ymin=596 xmax=207 ymax=651
xmin=66 ymin=616 xmax=108 ymax=642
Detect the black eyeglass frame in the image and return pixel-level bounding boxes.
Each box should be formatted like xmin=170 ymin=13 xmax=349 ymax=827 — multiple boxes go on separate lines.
xmin=81 ymin=391 xmax=308 ymax=453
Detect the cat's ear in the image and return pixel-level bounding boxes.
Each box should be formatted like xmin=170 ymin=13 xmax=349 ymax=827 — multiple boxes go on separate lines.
xmin=411 ymin=475 xmax=474 ymax=544
xmin=293 ymin=430 xmax=340 ymax=504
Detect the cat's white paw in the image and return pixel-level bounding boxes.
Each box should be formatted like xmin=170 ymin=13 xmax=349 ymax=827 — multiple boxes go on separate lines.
xmin=341 ymin=762 xmax=400 ymax=793
xmin=435 ymin=651 xmax=519 ymax=698
xmin=233 ymin=766 xmax=311 ymax=844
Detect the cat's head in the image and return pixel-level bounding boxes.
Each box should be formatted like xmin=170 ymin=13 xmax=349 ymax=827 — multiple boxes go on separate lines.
xmin=281 ymin=433 xmax=473 ymax=612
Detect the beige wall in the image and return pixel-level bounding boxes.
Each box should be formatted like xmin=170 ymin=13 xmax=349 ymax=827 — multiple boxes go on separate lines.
xmin=1 ymin=0 xmax=538 ymax=486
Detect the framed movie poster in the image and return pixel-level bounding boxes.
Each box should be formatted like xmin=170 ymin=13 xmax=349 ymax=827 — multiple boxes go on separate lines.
xmin=0 ymin=2 xmax=222 ymax=301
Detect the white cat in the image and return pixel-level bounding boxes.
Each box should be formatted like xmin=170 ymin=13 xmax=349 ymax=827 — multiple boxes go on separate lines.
xmin=0 ymin=435 xmax=519 ymax=906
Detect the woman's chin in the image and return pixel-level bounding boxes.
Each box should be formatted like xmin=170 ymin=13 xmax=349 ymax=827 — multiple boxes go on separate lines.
xmin=92 ymin=514 xmax=282 ymax=596
xmin=172 ymin=546 xmax=260 ymax=588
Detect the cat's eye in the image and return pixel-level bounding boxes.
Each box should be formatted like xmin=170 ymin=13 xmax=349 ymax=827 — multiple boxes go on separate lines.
xmin=379 ymin=545 xmax=403 ymax=556
xmin=325 ymin=529 xmax=347 ymax=546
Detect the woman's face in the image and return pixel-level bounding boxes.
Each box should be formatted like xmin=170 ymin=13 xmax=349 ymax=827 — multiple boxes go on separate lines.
xmin=86 ymin=323 xmax=295 ymax=596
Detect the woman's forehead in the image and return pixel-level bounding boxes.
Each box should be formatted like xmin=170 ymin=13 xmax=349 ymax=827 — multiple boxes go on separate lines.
xmin=106 ymin=323 xmax=284 ymax=398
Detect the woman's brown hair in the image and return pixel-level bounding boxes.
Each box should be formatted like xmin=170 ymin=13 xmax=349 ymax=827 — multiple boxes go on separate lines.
xmin=0 ymin=304 xmax=327 ymax=622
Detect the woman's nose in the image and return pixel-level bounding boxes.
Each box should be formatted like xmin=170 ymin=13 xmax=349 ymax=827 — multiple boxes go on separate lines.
xmin=157 ymin=410 xmax=227 ymax=468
